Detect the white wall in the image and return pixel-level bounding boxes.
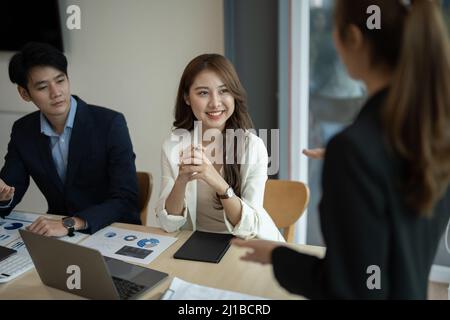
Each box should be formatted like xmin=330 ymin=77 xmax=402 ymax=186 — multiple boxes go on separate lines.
xmin=0 ymin=0 xmax=224 ymax=226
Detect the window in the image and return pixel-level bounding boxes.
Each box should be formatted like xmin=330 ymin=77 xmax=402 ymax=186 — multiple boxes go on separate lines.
xmin=307 ymin=0 xmax=366 ymax=245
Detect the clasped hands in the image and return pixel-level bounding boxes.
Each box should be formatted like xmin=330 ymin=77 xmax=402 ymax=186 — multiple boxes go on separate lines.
xmin=177 ymin=144 xmax=228 ymax=195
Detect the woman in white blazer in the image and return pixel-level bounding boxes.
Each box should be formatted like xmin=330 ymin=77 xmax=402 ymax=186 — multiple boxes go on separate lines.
xmin=155 ymin=54 xmax=284 ymax=242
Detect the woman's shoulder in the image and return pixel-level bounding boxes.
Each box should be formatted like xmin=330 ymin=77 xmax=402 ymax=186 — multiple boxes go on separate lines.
xmin=246 ymin=130 xmax=261 ymax=141
xmin=244 ymin=130 xmax=267 ymax=149
xmin=162 ymin=129 xmax=192 ymax=149
xmin=227 ymin=129 xmax=267 ymax=155
xmin=237 ymin=130 xmax=268 ymax=164
xmin=250 ymin=132 xmax=269 ymax=159
xmin=325 ymin=115 xmax=391 ymax=182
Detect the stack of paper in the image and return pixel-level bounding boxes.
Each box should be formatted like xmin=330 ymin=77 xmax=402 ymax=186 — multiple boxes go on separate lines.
xmin=161 ymin=277 xmax=268 ymax=300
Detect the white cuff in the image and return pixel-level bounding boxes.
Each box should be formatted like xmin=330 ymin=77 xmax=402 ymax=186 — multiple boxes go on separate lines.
xmin=156 ymin=202 xmax=188 ymax=233
xmin=223 ymin=198 xmax=257 ymax=240
xmin=0 ymin=196 xmax=14 ymax=209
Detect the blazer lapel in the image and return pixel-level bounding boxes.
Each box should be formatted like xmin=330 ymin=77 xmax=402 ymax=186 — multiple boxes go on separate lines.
xmin=172 ymin=135 xmax=198 ymax=230
xmin=38 ymin=133 xmax=64 ymax=192
xmin=65 ymin=98 xmax=92 ymax=187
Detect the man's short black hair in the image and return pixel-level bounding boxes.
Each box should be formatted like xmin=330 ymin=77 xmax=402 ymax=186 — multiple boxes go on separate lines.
xmin=8 ymin=42 xmax=68 ymax=90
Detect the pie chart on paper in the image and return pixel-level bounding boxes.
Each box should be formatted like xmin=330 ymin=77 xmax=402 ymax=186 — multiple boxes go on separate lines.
xmin=105 ymin=232 xmax=117 ymax=238
xmin=3 ymin=222 xmax=23 ymax=230
xmin=137 ymin=238 xmax=160 ymax=248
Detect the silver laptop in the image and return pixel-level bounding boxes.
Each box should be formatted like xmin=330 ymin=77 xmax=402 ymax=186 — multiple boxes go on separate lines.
xmin=19 ymin=229 xmax=168 ymax=300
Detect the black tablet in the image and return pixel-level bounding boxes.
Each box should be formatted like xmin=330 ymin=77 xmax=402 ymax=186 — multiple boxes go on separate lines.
xmin=174 ymin=231 xmax=234 ymax=263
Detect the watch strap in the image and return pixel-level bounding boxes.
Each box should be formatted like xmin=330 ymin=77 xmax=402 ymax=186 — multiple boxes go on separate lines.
xmin=216 ymin=186 xmax=234 ymax=199
xmin=62 ymin=217 xmax=75 ymax=237
xmin=67 ymin=226 xmax=75 ymax=237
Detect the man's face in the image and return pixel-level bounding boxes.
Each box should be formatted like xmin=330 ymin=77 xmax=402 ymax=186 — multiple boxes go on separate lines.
xmin=18 ymin=66 xmax=71 ymax=119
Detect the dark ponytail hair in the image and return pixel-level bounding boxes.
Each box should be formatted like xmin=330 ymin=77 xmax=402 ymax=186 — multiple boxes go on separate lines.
xmin=335 ymin=0 xmax=450 ymax=215
xmin=173 ymin=54 xmax=254 ymax=207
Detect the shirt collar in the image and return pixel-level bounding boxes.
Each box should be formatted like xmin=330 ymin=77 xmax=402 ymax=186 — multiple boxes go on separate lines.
xmin=40 ymin=96 xmax=77 ymax=137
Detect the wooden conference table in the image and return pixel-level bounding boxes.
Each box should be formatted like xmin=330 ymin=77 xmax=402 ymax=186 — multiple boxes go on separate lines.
xmin=0 ymin=217 xmax=325 ymax=300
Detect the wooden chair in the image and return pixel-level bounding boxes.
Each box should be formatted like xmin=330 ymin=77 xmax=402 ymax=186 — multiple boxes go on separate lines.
xmin=137 ymin=171 xmax=153 ymax=226
xmin=263 ymin=179 xmax=310 ymax=242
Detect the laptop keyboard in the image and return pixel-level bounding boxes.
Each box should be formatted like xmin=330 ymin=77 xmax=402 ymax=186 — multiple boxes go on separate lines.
xmin=112 ymin=276 xmax=146 ymax=300
xmin=0 ymin=254 xmax=34 ymax=283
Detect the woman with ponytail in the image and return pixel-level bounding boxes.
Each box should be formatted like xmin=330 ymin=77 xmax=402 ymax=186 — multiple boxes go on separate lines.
xmin=233 ymin=0 xmax=450 ymax=299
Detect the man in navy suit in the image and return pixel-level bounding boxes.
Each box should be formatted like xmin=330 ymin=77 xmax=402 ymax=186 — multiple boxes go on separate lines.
xmin=0 ymin=42 xmax=140 ymax=236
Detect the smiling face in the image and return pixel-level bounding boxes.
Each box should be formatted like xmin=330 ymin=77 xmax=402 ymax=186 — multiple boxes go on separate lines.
xmin=185 ymin=69 xmax=235 ymax=132
xmin=18 ymin=66 xmax=71 ymax=120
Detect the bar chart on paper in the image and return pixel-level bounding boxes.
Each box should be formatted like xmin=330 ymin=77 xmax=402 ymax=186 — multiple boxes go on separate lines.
xmin=9 ymin=240 xmax=25 ymax=251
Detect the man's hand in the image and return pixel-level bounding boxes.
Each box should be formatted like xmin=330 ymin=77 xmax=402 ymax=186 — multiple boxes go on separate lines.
xmin=0 ymin=179 xmax=15 ymax=202
xmin=26 ymin=216 xmax=69 ymax=237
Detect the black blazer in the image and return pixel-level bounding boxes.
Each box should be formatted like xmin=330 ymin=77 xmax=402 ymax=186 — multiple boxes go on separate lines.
xmin=0 ymin=96 xmax=140 ymax=233
xmin=272 ymin=88 xmax=450 ymax=299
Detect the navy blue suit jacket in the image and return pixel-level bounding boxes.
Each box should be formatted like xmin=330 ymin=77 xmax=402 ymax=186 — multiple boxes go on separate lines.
xmin=0 ymin=96 xmax=140 ymax=233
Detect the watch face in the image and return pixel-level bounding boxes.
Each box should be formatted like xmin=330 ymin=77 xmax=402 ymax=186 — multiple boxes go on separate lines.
xmin=63 ymin=218 xmax=75 ymax=228
xmin=217 ymin=187 xmax=235 ymax=199
xmin=226 ymin=187 xmax=234 ymax=198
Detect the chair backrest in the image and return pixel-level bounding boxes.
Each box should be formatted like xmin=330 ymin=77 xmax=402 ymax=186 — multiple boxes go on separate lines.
xmin=137 ymin=171 xmax=153 ymax=226
xmin=263 ymin=179 xmax=310 ymax=242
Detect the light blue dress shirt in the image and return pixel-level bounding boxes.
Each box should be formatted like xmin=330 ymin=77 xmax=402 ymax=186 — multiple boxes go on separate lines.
xmin=40 ymin=96 xmax=77 ymax=183
xmin=40 ymin=97 xmax=88 ymax=230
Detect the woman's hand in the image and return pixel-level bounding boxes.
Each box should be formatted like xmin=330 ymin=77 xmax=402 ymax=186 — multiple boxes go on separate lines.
xmin=179 ymin=145 xmax=228 ymax=194
xmin=302 ymin=148 xmax=325 ymax=160
xmin=176 ymin=145 xmax=205 ymax=185
xmin=231 ymin=238 xmax=281 ymax=265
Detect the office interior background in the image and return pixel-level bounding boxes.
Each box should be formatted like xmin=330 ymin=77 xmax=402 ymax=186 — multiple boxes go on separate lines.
xmin=0 ymin=0 xmax=449 ymax=286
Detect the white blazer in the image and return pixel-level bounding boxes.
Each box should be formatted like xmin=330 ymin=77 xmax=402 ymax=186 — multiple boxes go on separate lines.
xmin=155 ymin=130 xmax=284 ymax=242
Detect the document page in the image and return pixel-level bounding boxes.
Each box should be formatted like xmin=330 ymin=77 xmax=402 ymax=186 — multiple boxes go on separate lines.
xmin=0 ymin=211 xmax=86 ymax=247
xmin=80 ymin=226 xmax=178 ymax=265
xmin=161 ymin=277 xmax=268 ymax=300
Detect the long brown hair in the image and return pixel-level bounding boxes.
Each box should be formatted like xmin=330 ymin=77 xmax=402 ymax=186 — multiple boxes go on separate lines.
xmin=173 ymin=54 xmax=254 ymax=207
xmin=335 ymin=0 xmax=450 ymax=215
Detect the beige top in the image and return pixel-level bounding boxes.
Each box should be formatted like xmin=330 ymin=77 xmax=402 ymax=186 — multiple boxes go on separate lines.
xmin=196 ymin=176 xmax=229 ymax=234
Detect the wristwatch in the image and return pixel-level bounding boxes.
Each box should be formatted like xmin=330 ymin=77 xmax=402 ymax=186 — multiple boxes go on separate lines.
xmin=62 ymin=217 xmax=75 ymax=237
xmin=216 ymin=186 xmax=235 ymax=200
